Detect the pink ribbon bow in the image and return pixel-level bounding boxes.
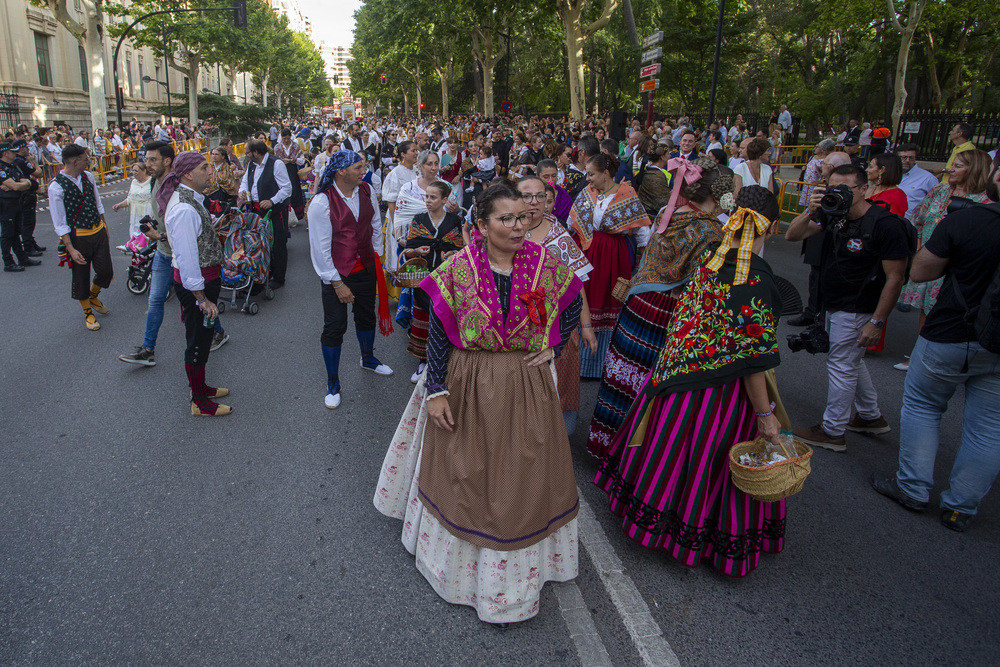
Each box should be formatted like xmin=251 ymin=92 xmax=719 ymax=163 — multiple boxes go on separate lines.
xmin=656 ymin=157 xmax=704 ymax=233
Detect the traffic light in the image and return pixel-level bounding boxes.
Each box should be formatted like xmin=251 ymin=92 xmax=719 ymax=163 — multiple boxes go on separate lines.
xmin=233 ymin=0 xmax=247 ymax=28
xmin=420 ymin=102 xmax=425 ymax=108
xmin=380 ymin=73 xmax=387 ymax=86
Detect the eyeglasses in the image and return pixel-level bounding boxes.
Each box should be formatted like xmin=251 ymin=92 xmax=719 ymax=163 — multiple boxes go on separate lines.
xmin=520 ymin=192 xmax=545 ymax=202
xmin=490 ymin=213 xmax=530 ymax=228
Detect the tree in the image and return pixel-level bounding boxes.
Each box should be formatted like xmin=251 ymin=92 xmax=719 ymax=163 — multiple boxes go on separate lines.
xmin=886 ymin=0 xmax=929 ymax=140
xmin=553 ymin=0 xmax=619 ymax=121
xmin=33 ymin=0 xmax=108 ymax=130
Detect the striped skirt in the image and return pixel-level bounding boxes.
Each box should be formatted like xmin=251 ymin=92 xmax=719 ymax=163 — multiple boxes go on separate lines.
xmin=586 ymin=292 xmax=677 ymax=458
xmin=407 ymin=303 xmax=430 ymax=360
xmin=594 ymin=378 xmax=785 ymax=578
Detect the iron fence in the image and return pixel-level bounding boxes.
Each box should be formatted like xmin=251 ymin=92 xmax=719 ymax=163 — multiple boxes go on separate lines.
xmin=1 ymin=89 xmax=21 ymax=133
xmin=895 ymin=110 xmax=1000 ymax=161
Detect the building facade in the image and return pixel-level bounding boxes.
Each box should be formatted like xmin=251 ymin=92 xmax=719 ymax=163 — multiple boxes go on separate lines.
xmin=317 ymin=42 xmax=351 ymax=100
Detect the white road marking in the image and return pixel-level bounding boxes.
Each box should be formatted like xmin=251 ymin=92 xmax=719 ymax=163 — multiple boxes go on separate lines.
xmin=576 ymin=490 xmax=681 ymax=667
xmin=555 ymin=581 xmax=614 ymax=667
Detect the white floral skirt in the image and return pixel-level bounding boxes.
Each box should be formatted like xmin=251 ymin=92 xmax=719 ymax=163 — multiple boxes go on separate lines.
xmin=374 ymin=377 xmax=579 ymax=623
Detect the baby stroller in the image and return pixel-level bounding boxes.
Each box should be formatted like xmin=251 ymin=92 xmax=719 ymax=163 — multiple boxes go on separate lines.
xmin=121 ymin=214 xmax=159 ymax=295
xmin=217 ymin=208 xmax=274 ymax=315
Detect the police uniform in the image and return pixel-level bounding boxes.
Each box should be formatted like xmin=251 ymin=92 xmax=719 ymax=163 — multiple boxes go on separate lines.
xmin=0 ymin=141 xmax=37 ymax=272
xmin=13 ymin=140 xmax=44 ymax=255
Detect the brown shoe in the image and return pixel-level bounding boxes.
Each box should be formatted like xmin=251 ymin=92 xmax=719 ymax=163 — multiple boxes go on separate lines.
xmin=89 ymin=297 xmax=109 ymax=314
xmin=847 ymin=414 xmax=891 ymax=435
xmin=793 ymin=424 xmax=846 ymax=452
xmin=190 ymin=401 xmax=233 ymax=416
xmin=85 ymin=313 xmax=101 ymax=331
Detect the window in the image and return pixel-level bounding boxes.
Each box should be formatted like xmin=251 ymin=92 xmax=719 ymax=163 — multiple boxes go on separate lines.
xmin=139 ymin=62 xmax=146 ymax=98
xmin=34 ymin=32 xmax=52 ymax=87
xmin=74 ymin=0 xmax=81 ymax=10
xmin=155 ymin=66 xmax=162 ymax=100
xmin=78 ymin=45 xmax=89 ymax=92
xmin=184 ymin=77 xmax=189 ymax=96
xmin=125 ymin=54 xmax=133 ymax=97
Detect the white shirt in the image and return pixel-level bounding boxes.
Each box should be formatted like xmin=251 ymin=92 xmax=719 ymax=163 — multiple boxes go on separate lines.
xmin=239 ymin=155 xmax=292 ymax=204
xmin=734 ymin=160 xmax=773 ymax=189
xmin=155 ymin=127 xmax=170 ymax=141
xmin=48 ymin=170 xmax=105 ymax=237
xmin=343 ymin=136 xmax=365 ymax=153
xmin=307 ymin=182 xmax=383 ymax=283
xmin=111 ymin=134 xmax=125 ymax=150
xmin=707 ymin=141 xmax=724 ymax=153
xmin=165 ymin=185 xmax=210 ymax=291
xmin=778 ymin=110 xmax=792 ymax=131
xmin=899 ymin=164 xmax=940 ymax=220
xmin=74 ymin=136 xmax=88 ymax=148
xmin=47 ymin=141 xmax=62 ymax=164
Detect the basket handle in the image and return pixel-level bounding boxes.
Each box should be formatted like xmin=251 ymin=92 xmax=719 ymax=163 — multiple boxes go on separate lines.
xmin=773 ymin=435 xmax=795 ymax=460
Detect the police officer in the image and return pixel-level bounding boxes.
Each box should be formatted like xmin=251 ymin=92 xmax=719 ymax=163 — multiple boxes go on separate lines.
xmin=14 ymin=139 xmax=45 ymax=256
xmin=0 ymin=141 xmax=40 ymax=273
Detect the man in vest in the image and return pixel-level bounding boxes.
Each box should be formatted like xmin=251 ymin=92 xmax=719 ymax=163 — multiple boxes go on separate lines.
xmin=238 ymin=139 xmax=291 ymax=289
xmin=1 ymin=141 xmax=41 ymax=273
xmin=48 ymin=143 xmax=113 ymax=330
xmin=307 ymin=150 xmax=394 ymax=409
xmin=160 ymin=151 xmax=231 ymax=416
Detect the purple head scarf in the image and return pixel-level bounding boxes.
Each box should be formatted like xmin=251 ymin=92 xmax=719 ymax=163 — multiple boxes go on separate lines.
xmin=316 ymin=149 xmax=362 ymax=194
xmin=156 ymin=150 xmax=207 ymax=217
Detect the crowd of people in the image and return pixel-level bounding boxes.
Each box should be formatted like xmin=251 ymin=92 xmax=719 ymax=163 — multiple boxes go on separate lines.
xmin=4 ymin=108 xmax=998 ymax=630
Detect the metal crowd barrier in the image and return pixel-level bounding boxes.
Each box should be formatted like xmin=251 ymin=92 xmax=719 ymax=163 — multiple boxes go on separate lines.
xmin=777 ymin=179 xmax=822 ymax=219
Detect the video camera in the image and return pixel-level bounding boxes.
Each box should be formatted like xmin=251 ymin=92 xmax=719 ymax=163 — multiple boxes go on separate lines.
xmin=786 ymin=322 xmax=830 ymax=354
xmin=812 ymin=184 xmax=854 ymax=229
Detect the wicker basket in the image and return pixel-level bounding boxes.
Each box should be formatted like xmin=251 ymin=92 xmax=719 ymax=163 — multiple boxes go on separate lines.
xmin=611 ymin=276 xmax=632 ymax=303
xmin=729 ymin=437 xmax=813 ymax=502
xmin=392 ymin=257 xmax=431 ymax=288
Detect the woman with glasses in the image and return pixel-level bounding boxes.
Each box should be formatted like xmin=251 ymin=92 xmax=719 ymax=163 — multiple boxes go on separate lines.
xmin=569 ymin=152 xmax=652 ymax=378
xmin=380 ymin=130 xmax=398 ymax=170
xmin=374 ymin=182 xmax=584 ymax=626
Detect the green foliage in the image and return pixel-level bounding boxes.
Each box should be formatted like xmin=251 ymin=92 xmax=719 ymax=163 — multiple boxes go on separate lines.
xmin=149 ymin=93 xmax=277 ymax=138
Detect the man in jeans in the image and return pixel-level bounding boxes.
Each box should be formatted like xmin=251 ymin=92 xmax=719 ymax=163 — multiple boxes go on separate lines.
xmin=119 ymin=142 xmax=228 ymax=366
xmin=785 ymin=164 xmax=911 ymax=451
xmin=872 ymin=155 xmax=1000 ymax=531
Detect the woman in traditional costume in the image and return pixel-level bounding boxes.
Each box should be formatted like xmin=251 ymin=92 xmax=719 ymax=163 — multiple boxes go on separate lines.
xmin=382 ymin=140 xmax=420 ymax=300
xmin=595 ymin=185 xmax=786 ymax=577
xmin=374 ymin=183 xmax=583 ymax=625
xmin=569 ymin=153 xmax=652 ymax=378
xmin=587 ymin=158 xmax=733 ymax=457
xmin=516 ymin=175 xmax=596 ymax=435
xmin=403 ymin=181 xmax=465 ymax=382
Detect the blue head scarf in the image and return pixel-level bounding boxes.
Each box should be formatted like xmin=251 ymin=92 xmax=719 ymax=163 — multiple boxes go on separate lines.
xmin=317 ymin=149 xmax=362 ymax=194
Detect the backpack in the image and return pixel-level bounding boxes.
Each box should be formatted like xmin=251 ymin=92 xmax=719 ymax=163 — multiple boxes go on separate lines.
xmin=857 ymin=200 xmax=918 ymax=282
xmin=947 ymin=202 xmax=1000 ymax=353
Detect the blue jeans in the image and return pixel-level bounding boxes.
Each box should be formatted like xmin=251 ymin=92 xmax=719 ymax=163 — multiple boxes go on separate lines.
xmin=142 ymin=250 xmax=223 ymax=350
xmin=896 ymin=336 xmax=1000 ymax=514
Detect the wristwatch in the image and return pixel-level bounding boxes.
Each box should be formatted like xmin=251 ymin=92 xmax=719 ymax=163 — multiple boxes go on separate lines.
xmin=869 ymin=318 xmax=885 ymax=329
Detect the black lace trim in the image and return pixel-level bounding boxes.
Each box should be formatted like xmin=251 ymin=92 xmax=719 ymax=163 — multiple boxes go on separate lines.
xmin=597 ymin=456 xmax=785 ymax=561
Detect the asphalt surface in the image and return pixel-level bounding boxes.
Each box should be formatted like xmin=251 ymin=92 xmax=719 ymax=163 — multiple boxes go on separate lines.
xmin=1 ymin=184 xmax=997 ymax=666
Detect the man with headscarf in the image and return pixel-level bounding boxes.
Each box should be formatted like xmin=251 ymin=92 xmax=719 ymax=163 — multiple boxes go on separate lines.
xmin=238 ymin=139 xmax=292 ymax=289
xmin=48 ymin=143 xmax=112 ymax=329
xmin=160 ymin=151 xmax=231 ymax=416
xmin=308 ymin=150 xmax=394 ymax=410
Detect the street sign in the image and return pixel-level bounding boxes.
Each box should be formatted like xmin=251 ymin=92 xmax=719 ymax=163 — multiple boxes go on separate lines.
xmin=501 ymin=100 xmax=512 ymax=112
xmin=641 ymin=47 xmax=662 ymax=63
xmin=642 ymin=31 xmax=663 ymax=48
xmin=640 ymin=63 xmax=661 ymax=78
xmin=903 ymin=121 xmax=921 ymax=134
xmin=639 ymin=79 xmax=660 ymax=93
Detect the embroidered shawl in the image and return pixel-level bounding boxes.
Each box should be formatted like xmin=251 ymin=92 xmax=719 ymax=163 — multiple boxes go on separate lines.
xmin=648 ymin=249 xmax=782 ymax=397
xmin=569 ymin=183 xmax=651 ymax=250
xmin=405 ymin=211 xmax=465 ymax=269
xmin=630 ymin=210 xmax=723 ymax=294
xmin=541 ymin=215 xmax=593 ymax=281
xmin=420 ymin=239 xmax=583 ymax=353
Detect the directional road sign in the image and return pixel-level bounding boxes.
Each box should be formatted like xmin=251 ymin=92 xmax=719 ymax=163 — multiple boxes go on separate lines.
xmin=640 ymin=63 xmax=661 ymax=78
xmin=641 ymin=47 xmax=662 ymax=63
xmin=642 ymin=31 xmax=663 ymax=48
xmin=639 ymin=79 xmax=660 ymax=93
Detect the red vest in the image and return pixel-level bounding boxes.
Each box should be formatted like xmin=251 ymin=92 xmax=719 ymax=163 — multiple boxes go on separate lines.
xmin=325 ymin=182 xmax=376 ymax=276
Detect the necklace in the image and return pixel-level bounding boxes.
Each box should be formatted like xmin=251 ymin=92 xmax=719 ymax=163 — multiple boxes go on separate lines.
xmin=596 ymin=183 xmax=617 ymax=201
xmin=525 ymin=218 xmax=545 ymax=240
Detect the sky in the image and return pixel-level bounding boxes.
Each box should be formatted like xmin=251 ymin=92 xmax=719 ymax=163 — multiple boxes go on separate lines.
xmin=299 ymin=0 xmax=362 ymax=47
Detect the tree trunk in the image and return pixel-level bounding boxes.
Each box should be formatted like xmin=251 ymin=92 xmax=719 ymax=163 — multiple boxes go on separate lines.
xmin=186 ymin=58 xmax=200 ymax=124
xmin=887 ymin=0 xmax=929 ymax=141
xmin=402 ymin=87 xmax=410 ymax=115
xmin=262 ymin=71 xmax=269 ymax=107
xmin=435 ymin=65 xmax=450 ymax=118
xmin=49 ymin=0 xmax=108 ymax=131
xmin=472 ymin=60 xmax=483 ymax=113
xmin=560 ymin=6 xmax=586 ymax=122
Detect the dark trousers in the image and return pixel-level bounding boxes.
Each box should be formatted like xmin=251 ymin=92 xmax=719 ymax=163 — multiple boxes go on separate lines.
xmin=805 ymin=264 xmax=821 ymax=319
xmin=70 ymin=227 xmax=114 ymax=300
xmin=20 ymin=193 xmax=37 ymax=248
xmin=266 ymin=202 xmax=289 ymax=283
xmin=321 ymin=268 xmax=376 ymax=347
xmin=0 ymin=198 xmax=24 ymax=265
xmin=175 ymin=276 xmax=222 ymax=364
xmin=286 ymin=162 xmax=304 ymax=211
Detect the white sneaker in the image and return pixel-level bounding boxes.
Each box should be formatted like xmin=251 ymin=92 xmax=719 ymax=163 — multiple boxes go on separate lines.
xmin=410 ymin=362 xmax=426 ymax=384
xmin=893 ymin=362 xmax=909 ymax=371
xmin=115 ymin=244 xmax=128 ymax=252
xmin=361 ymin=359 xmax=394 ymax=376
xmin=324 ymin=392 xmax=341 ymax=409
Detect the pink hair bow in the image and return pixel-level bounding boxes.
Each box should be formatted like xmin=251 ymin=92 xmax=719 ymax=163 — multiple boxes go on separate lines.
xmin=656 ymin=157 xmax=703 ymax=233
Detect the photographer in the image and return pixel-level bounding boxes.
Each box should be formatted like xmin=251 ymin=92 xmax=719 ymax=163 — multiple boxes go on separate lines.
xmin=872 ymin=154 xmax=1000 ymax=532
xmin=785 ymin=164 xmax=911 ymax=452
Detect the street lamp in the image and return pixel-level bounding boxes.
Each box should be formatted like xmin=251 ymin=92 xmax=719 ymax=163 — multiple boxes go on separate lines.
xmin=143 ymin=74 xmax=173 ymax=122
xmin=201 ymin=88 xmax=222 ymax=96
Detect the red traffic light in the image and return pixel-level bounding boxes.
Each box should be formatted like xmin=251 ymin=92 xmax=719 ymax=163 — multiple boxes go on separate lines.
xmin=420 ymin=102 xmax=425 ymax=108
xmin=380 ymin=73 xmax=387 ymax=85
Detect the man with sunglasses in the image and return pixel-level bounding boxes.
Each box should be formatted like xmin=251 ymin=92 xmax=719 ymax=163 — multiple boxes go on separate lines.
xmin=786 ymin=164 xmax=912 ymax=452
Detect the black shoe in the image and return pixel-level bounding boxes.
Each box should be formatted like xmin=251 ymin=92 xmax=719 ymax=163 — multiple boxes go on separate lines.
xmin=33 ymin=244 xmax=46 ymax=252
xmin=268 ymin=279 xmax=285 ymax=290
xmin=940 ymin=508 xmax=973 ymax=532
xmin=25 ymin=249 xmax=43 ymax=258
xmin=17 ymin=257 xmax=41 ymax=267
xmin=4 ymin=264 xmax=25 ymax=273
xmin=871 ymin=472 xmax=928 ymax=512
xmin=787 ymin=313 xmax=815 ymax=327
xmin=118 ymin=346 xmax=156 ymax=366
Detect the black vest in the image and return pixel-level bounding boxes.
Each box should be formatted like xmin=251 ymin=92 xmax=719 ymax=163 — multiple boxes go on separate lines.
xmin=14 ymin=156 xmax=39 ymax=194
xmin=55 ymin=172 xmax=101 ymax=230
xmin=0 ymin=160 xmax=21 ymax=200
xmin=247 ymin=155 xmax=280 ymax=203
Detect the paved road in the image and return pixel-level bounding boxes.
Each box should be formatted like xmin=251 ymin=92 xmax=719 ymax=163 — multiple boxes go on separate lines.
xmin=1 ymin=186 xmax=997 ymax=666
